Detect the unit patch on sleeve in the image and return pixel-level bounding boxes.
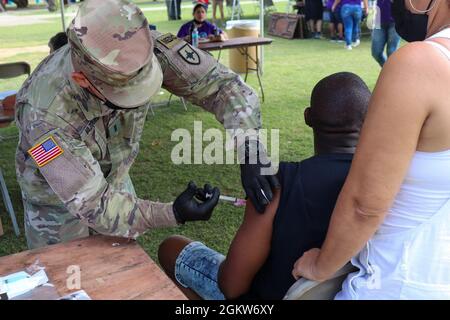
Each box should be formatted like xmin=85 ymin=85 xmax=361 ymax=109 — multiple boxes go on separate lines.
xmin=177 ymin=44 xmax=200 ymax=65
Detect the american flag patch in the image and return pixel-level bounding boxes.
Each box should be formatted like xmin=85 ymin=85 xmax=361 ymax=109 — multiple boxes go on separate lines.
xmin=28 ymin=136 xmax=64 ymax=167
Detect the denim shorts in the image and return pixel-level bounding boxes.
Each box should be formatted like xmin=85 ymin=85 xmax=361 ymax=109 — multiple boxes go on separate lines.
xmin=175 ymin=241 xmax=226 ymax=300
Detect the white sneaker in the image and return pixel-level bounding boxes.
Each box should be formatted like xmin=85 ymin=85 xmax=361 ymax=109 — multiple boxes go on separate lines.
xmin=346 ymin=45 xmax=352 ymax=50
xmin=352 ymin=39 xmax=360 ymax=47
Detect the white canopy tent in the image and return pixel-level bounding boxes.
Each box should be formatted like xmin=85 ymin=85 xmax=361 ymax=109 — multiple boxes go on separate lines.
xmin=59 ymin=0 xmax=65 ymax=31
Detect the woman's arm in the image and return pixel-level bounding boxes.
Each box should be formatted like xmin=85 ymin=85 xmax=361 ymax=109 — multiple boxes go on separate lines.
xmin=362 ymin=0 xmax=369 ymax=15
xmin=218 ymin=189 xmax=281 ymax=299
xmin=293 ymin=43 xmax=437 ymax=281
xmin=332 ymin=0 xmax=342 ymax=11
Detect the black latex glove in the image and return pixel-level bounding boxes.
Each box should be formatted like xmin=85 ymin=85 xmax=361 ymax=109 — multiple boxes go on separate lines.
xmin=195 ymin=183 xmax=215 ymax=201
xmin=173 ymin=181 xmax=220 ymax=224
xmin=240 ymin=140 xmax=280 ymax=213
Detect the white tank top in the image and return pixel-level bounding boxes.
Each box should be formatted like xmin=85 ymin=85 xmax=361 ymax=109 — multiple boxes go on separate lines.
xmin=427 ymin=28 xmax=450 ymax=59
xmin=337 ymin=28 xmax=450 ymax=300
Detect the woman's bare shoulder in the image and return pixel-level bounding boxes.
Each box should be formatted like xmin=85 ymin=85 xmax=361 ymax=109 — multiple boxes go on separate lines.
xmin=384 ymin=41 xmax=447 ymax=73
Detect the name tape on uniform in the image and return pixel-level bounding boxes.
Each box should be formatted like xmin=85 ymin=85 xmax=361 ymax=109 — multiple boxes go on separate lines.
xmin=157 ymin=33 xmax=181 ymax=49
xmin=28 ymin=136 xmax=64 ymax=167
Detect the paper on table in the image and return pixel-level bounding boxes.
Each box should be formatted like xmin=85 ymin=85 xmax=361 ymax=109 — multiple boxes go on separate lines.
xmin=59 ymin=290 xmax=92 ymax=300
xmin=0 ymin=260 xmax=54 ymax=300
xmin=0 ymin=269 xmax=49 ymax=299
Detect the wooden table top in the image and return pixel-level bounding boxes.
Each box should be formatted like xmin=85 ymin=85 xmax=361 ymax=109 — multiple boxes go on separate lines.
xmin=0 ymin=235 xmax=187 ymax=300
xmin=199 ymin=36 xmax=273 ymax=51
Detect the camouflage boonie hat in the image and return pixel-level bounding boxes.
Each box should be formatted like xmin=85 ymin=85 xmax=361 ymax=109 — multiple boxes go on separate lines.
xmin=67 ymin=0 xmax=162 ymax=108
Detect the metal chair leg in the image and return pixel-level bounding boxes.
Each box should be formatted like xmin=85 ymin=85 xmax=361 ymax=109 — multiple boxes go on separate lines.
xmin=255 ymin=45 xmax=265 ymax=102
xmin=167 ymin=93 xmax=173 ymax=107
xmin=180 ymin=97 xmax=188 ymax=111
xmin=0 ymin=169 xmax=20 ymax=236
xmin=150 ymin=103 xmax=155 ymax=116
xmin=168 ymin=94 xmax=187 ymax=111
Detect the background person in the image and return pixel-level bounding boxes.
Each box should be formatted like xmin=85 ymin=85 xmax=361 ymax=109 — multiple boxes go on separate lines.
xmin=212 ymin=0 xmax=225 ymax=26
xmin=305 ymin=0 xmax=324 ymax=39
xmin=166 ymin=0 xmax=182 ymax=20
xmin=371 ymin=0 xmax=401 ymax=67
xmin=333 ymin=0 xmax=369 ymax=49
xmin=326 ymin=0 xmax=344 ymax=42
xmin=177 ymin=3 xmax=227 ymax=42
xmin=48 ymin=32 xmax=68 ymax=54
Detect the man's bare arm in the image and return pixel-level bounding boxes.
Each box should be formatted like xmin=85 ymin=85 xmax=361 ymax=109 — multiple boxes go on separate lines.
xmin=218 ymin=189 xmax=281 ymax=299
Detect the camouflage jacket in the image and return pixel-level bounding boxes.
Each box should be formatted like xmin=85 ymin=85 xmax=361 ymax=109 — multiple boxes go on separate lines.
xmin=15 ymin=31 xmax=261 ymax=239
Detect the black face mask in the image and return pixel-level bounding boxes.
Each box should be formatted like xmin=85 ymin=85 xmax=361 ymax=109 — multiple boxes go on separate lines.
xmin=391 ymin=0 xmax=434 ymax=42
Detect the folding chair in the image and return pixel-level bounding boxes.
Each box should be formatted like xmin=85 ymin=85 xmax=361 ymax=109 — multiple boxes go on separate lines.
xmin=167 ymin=94 xmax=188 ymax=111
xmin=0 ymin=61 xmax=31 ymax=79
xmin=0 ymin=169 xmax=20 ymax=236
xmin=0 ymin=61 xmax=30 ymax=123
xmin=283 ymin=263 xmax=357 ymax=300
xmin=0 ymin=61 xmax=30 ymax=237
xmin=147 ymin=93 xmax=187 ymax=118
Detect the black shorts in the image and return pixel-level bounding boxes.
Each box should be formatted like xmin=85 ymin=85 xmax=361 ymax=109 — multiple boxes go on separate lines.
xmin=305 ymin=0 xmax=323 ymax=21
xmin=331 ymin=9 xmax=342 ymax=24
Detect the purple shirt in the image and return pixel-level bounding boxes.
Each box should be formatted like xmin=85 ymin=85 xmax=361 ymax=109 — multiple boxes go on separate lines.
xmin=339 ymin=0 xmax=361 ymax=5
xmin=326 ymin=0 xmax=342 ymax=10
xmin=177 ymin=20 xmax=222 ymax=39
xmin=377 ymin=0 xmax=394 ymax=24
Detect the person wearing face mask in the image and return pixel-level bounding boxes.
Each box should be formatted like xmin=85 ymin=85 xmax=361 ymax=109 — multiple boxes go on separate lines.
xmin=292 ymin=0 xmax=450 ymax=299
xmin=15 ymin=0 xmax=277 ymax=249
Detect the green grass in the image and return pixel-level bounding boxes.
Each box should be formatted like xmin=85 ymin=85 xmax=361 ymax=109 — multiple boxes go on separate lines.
xmin=0 ymin=1 xmax=382 ymax=260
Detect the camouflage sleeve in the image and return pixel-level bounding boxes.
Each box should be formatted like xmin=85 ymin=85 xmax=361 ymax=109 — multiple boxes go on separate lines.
xmin=25 ymin=124 xmax=178 ymax=239
xmin=152 ymin=32 xmax=262 ymax=133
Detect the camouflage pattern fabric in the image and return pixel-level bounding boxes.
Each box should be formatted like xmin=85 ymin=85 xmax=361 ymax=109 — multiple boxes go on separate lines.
xmin=15 ymin=0 xmax=262 ymax=249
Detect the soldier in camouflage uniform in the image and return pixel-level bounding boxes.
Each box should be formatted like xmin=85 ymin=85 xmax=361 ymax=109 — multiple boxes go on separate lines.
xmin=16 ymin=0 xmax=278 ymax=249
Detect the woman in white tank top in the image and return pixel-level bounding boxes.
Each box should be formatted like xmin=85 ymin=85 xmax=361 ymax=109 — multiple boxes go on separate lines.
xmin=291 ymin=0 xmax=450 ymax=299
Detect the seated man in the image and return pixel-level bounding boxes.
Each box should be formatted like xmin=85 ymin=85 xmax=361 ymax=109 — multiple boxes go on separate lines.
xmin=158 ymin=72 xmax=371 ymax=300
xmin=48 ymin=32 xmax=68 ymax=54
xmin=177 ymin=3 xmax=227 ymax=43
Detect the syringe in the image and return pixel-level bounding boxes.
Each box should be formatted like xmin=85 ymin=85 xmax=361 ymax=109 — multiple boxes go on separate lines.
xmin=219 ymin=195 xmax=246 ymax=207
